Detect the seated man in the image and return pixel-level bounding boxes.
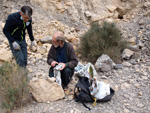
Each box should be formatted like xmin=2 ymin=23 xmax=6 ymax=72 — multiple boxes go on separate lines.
xmin=47 ymin=31 xmax=78 ymax=89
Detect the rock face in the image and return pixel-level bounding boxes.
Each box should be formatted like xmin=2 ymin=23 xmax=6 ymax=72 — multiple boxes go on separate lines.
xmin=29 ymin=75 xmax=65 ymax=103
xmin=0 ymin=0 xmax=140 ymax=32
xmin=29 ymin=0 xmax=138 ymax=23
xmin=0 ymin=49 xmax=12 ymax=64
xmin=95 ymin=54 xmax=116 ymax=72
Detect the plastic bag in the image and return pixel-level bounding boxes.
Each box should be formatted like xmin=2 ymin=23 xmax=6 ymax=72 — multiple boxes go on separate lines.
xmin=54 ymin=64 xmax=62 ymax=85
xmin=74 ymin=62 xmax=98 ymax=78
xmin=91 ymin=81 xmax=110 ymax=99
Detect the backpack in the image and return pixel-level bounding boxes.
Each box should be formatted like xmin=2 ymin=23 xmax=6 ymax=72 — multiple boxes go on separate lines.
xmin=74 ymin=76 xmax=94 ymax=110
xmin=74 ymin=76 xmax=115 ymax=110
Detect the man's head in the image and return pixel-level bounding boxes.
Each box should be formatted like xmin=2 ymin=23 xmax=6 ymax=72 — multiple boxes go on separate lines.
xmin=20 ymin=6 xmax=32 ymax=22
xmin=52 ymin=31 xmax=65 ymax=48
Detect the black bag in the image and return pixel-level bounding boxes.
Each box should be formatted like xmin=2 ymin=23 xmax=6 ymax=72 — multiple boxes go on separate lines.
xmin=74 ymin=76 xmax=115 ymax=110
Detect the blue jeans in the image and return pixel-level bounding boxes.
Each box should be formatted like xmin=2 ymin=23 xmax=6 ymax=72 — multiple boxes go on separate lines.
xmin=9 ymin=40 xmax=27 ymax=67
xmin=49 ymin=67 xmax=74 ymax=87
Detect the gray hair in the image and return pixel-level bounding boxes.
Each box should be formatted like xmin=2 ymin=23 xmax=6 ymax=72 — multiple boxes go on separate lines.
xmin=56 ymin=36 xmax=65 ymax=42
xmin=21 ymin=6 xmax=33 ymax=17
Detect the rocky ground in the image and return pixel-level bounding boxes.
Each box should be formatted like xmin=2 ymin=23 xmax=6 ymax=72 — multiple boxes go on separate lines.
xmin=10 ymin=17 xmax=150 ymax=113
xmin=6 ymin=55 xmax=149 ymax=113
xmin=0 ymin=0 xmax=150 ymax=113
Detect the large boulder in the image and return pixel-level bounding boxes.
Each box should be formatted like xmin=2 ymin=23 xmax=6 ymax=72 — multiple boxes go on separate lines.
xmin=29 ymin=75 xmax=65 ymax=103
xmin=95 ymin=54 xmax=116 ymax=72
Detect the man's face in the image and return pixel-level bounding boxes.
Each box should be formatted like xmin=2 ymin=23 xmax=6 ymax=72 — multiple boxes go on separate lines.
xmin=20 ymin=12 xmax=30 ymax=22
xmin=52 ymin=37 xmax=59 ymax=48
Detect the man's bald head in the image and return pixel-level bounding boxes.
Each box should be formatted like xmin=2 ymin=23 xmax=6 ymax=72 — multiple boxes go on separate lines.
xmin=53 ymin=31 xmax=65 ymax=42
xmin=52 ymin=31 xmax=65 ymax=48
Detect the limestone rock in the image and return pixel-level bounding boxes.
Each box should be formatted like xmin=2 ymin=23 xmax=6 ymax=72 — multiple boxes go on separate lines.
xmin=0 ymin=49 xmax=12 ymax=63
xmin=37 ymin=46 xmax=47 ymax=55
xmin=95 ymin=54 xmax=116 ymax=72
xmin=29 ymin=76 xmax=65 ymax=102
xmin=122 ymin=61 xmax=132 ymax=67
xmin=128 ymin=37 xmax=137 ymax=45
xmin=122 ymin=49 xmax=134 ymax=60
xmin=40 ymin=36 xmax=52 ymax=43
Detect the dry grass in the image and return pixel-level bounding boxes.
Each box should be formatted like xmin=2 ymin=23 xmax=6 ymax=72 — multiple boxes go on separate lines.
xmin=78 ymin=22 xmax=128 ymax=63
xmin=0 ymin=62 xmax=32 ymax=112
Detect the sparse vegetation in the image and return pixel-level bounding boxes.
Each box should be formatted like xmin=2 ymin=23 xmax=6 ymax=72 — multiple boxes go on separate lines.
xmin=78 ymin=22 xmax=128 ymax=63
xmin=0 ymin=62 xmax=32 ymax=111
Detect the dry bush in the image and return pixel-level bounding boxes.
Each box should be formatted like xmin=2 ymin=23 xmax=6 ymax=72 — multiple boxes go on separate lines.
xmin=78 ymin=22 xmax=128 ymax=63
xmin=0 ymin=62 xmax=32 ymax=111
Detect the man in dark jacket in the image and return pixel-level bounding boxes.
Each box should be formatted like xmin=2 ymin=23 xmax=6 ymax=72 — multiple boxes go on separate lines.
xmin=47 ymin=31 xmax=78 ymax=89
xmin=3 ymin=6 xmax=36 ymax=67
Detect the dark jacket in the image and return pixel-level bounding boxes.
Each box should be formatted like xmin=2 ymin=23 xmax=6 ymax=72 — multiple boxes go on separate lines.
xmin=47 ymin=42 xmax=78 ymax=69
xmin=3 ymin=12 xmax=34 ymax=43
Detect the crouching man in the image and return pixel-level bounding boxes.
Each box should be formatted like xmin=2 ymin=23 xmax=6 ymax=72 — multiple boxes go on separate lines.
xmin=47 ymin=31 xmax=78 ymax=89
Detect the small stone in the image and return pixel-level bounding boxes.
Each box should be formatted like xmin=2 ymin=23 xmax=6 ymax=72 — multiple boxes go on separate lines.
xmin=124 ymin=108 xmax=130 ymax=113
xmin=28 ymin=68 xmax=33 ymax=73
xmin=114 ymin=64 xmax=123 ymax=69
xmin=56 ymin=109 xmax=60 ymax=112
xmin=122 ymin=61 xmax=132 ymax=67
xmin=121 ymin=83 xmax=130 ymax=90
xmin=30 ymin=46 xmax=37 ymax=52
xmin=138 ymin=92 xmax=142 ymax=96
xmin=37 ymin=41 xmax=43 ymax=46
xmin=137 ymin=103 xmax=144 ymax=108
xmin=114 ymin=85 xmax=119 ymax=91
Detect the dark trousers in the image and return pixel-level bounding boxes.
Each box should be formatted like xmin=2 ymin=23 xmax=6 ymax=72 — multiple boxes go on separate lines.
xmin=49 ymin=67 xmax=74 ymax=87
xmin=9 ymin=40 xmax=27 ymax=67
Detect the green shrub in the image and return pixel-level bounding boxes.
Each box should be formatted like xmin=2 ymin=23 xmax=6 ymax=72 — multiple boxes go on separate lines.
xmin=78 ymin=22 xmax=128 ymax=63
xmin=0 ymin=62 xmax=32 ymax=111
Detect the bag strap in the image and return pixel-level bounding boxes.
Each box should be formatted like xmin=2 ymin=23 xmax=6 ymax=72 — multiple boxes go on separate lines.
xmin=74 ymin=85 xmax=79 ymax=102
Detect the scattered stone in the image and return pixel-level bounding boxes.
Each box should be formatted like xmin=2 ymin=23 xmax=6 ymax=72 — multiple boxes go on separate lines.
xmin=138 ymin=92 xmax=142 ymax=96
xmin=40 ymin=36 xmax=52 ymax=43
xmin=0 ymin=49 xmax=12 ymax=64
xmin=122 ymin=49 xmax=134 ymax=60
xmin=128 ymin=37 xmax=137 ymax=45
xmin=122 ymin=61 xmax=132 ymax=67
xmin=114 ymin=64 xmax=123 ymax=69
xmin=37 ymin=46 xmax=47 ymax=55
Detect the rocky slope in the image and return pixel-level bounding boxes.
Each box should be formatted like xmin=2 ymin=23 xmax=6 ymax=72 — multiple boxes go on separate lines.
xmin=0 ymin=0 xmax=150 ymax=113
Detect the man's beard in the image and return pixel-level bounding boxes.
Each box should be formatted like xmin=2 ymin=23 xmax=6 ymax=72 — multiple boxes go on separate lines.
xmin=54 ymin=44 xmax=60 ymax=48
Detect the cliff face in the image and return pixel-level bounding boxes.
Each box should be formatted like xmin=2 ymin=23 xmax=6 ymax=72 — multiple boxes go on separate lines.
xmin=0 ymin=0 xmax=143 ymax=26
xmin=0 ymin=0 xmax=149 ymax=42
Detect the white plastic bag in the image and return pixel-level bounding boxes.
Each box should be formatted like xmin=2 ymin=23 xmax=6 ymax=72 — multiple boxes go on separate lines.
xmin=54 ymin=64 xmax=62 ymax=85
xmin=94 ymin=81 xmax=110 ymax=99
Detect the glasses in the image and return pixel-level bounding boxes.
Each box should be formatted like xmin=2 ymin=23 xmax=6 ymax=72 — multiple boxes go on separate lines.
xmin=22 ymin=14 xmax=31 ymax=21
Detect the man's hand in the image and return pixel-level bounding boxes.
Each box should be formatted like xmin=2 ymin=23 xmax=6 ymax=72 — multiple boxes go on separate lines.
xmin=58 ymin=63 xmax=66 ymax=71
xmin=31 ymin=41 xmax=37 ymax=47
xmin=12 ymin=41 xmax=20 ymax=50
xmin=51 ymin=61 xmax=58 ymax=67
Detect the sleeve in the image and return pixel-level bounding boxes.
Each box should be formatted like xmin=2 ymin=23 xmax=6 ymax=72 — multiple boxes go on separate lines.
xmin=47 ymin=46 xmax=55 ymax=65
xmin=27 ymin=18 xmax=34 ymax=41
xmin=66 ymin=43 xmax=78 ymax=68
xmin=3 ymin=15 xmax=15 ymax=43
